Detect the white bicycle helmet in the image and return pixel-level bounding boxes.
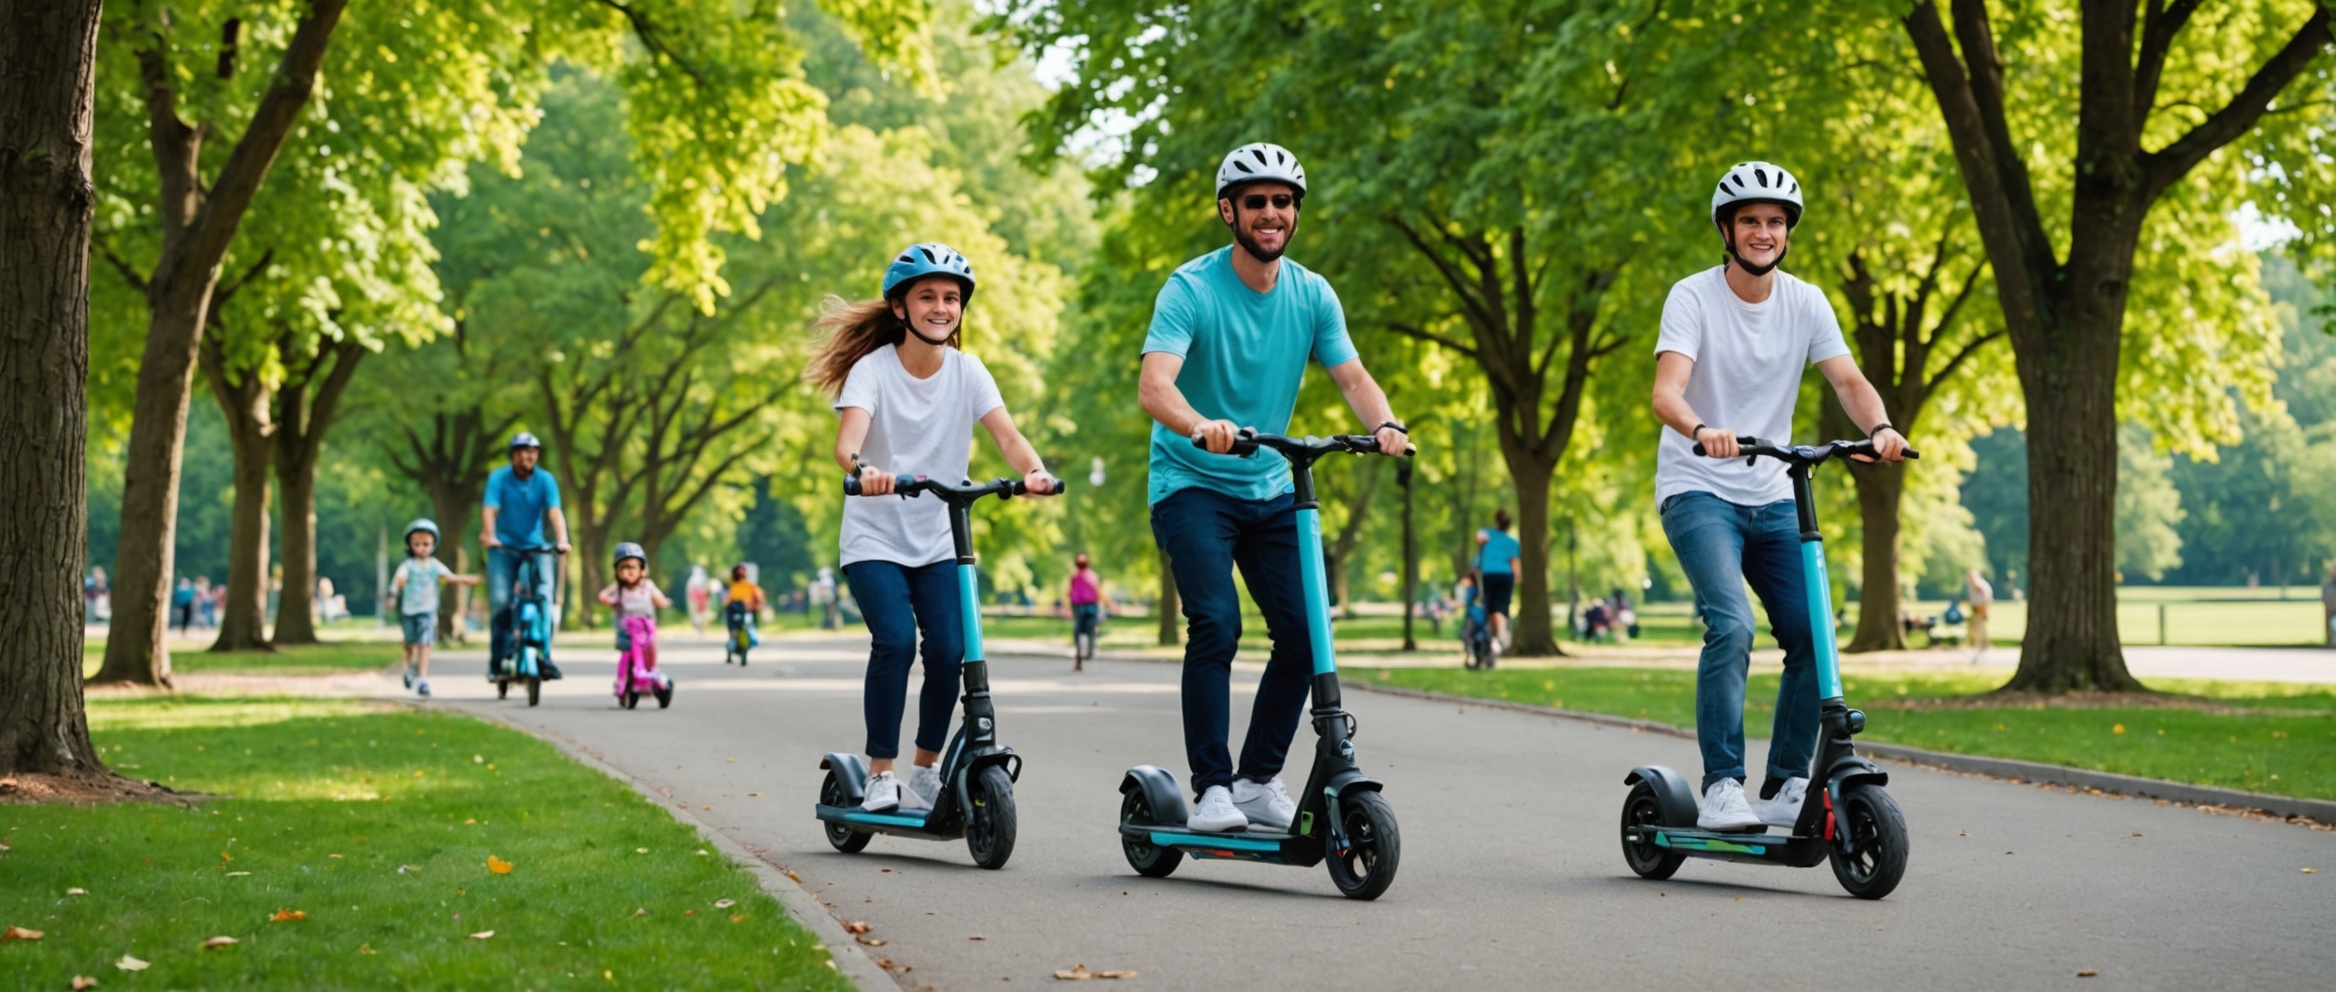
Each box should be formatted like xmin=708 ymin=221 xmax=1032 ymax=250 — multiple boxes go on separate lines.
xmin=1216 ymin=142 xmax=1308 ymax=199
xmin=1710 ymin=161 xmax=1803 ymax=232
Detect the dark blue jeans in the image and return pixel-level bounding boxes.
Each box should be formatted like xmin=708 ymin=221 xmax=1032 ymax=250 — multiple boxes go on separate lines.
xmin=1152 ymin=487 xmax=1315 ymax=794
xmin=1659 ymin=492 xmax=1819 ymax=790
xmin=487 ymin=547 xmax=560 ymax=676
xmin=843 ymin=560 xmax=964 ymax=760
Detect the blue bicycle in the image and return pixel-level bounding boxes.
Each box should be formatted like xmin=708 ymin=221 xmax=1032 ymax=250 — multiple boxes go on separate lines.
xmin=498 ymin=544 xmax=560 ymax=707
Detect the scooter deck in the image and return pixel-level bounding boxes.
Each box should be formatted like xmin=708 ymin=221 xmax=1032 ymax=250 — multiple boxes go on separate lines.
xmin=1123 ymin=821 xmax=1317 ymax=865
xmin=815 ymin=803 xmax=958 ymax=841
xmin=1630 ymin=824 xmax=1828 ymax=867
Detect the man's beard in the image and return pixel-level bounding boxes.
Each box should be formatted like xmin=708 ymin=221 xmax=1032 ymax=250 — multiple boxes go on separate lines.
xmin=1233 ymin=215 xmax=1296 ymax=263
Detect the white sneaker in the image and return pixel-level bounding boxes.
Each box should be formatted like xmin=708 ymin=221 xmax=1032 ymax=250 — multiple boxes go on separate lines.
xmin=1229 ymin=776 xmax=1297 ymax=831
xmin=1187 ymin=785 xmax=1248 ymax=833
xmin=860 ymin=771 xmax=902 ymax=813
xmin=905 ymin=765 xmax=942 ymax=810
xmin=415 ymin=679 xmax=431 ymax=698
xmin=1696 ymin=778 xmax=1763 ymax=832
xmin=1755 ymin=777 xmax=1810 ymax=828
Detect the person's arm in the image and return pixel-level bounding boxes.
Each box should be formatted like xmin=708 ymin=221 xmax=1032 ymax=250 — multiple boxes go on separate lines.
xmin=1815 ymin=355 xmax=1908 ymax=461
xmin=1140 ymin=352 xmax=1243 ymax=454
xmin=545 ymin=506 xmax=571 ymax=552
xmin=1322 ymin=358 xmax=1406 ymax=456
xmin=480 ymin=506 xmax=502 ymax=548
xmin=1651 ymin=350 xmax=1742 ymax=459
xmin=597 ymin=583 xmax=620 ymax=606
xmin=834 ymin=406 xmax=898 ymax=496
xmin=649 ymin=581 xmax=673 ymax=610
xmin=978 ymin=406 xmax=1058 ymax=496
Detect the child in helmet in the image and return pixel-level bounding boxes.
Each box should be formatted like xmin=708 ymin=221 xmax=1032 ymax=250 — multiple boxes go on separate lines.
xmin=807 ymin=241 xmax=1059 ymax=813
xmin=388 ymin=519 xmax=481 ymax=697
xmin=598 ymin=542 xmax=674 ymax=705
xmin=725 ymin=564 xmax=766 ymax=648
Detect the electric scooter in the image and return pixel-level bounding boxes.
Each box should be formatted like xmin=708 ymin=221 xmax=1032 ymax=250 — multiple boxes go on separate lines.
xmin=810 ymin=464 xmax=1031 ymax=869
xmin=1619 ymin=436 xmax=1915 ymax=899
xmin=723 ymin=601 xmax=751 ymax=666
xmin=1116 ymin=430 xmax=1408 ymax=900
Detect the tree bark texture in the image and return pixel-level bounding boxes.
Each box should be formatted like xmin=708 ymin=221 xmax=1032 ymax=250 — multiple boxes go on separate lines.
xmin=0 ymin=0 xmax=110 ymax=778
xmin=199 ymin=332 xmax=274 ymax=653
xmin=1901 ymin=0 xmax=2328 ymax=690
xmin=93 ymin=0 xmax=349 ymax=685
xmin=269 ymin=337 xmax=365 ymax=646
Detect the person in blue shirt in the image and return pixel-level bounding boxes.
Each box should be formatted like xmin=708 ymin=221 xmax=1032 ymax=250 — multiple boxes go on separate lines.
xmin=1138 ymin=141 xmax=1408 ymax=834
xmin=482 ymin=433 xmax=571 ymax=680
xmin=1475 ymin=508 xmax=1522 ymax=653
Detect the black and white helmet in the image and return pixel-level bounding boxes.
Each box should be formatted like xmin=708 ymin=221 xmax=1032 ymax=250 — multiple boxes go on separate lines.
xmin=1216 ymin=142 xmax=1308 ymax=200
xmin=1710 ymin=161 xmax=1803 ymax=232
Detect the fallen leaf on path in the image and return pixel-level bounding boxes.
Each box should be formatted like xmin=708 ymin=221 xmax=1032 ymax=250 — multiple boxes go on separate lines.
xmin=748 ymin=792 xmax=762 ymax=797
xmin=856 ymin=935 xmax=887 ymax=946
xmin=784 ymin=870 xmax=802 ymax=882
xmin=713 ymin=899 xmax=736 ymax=909
xmin=66 ymin=888 xmax=87 ymax=896
xmin=2304 ymin=868 xmax=2317 ymax=874
xmin=271 ymin=909 xmax=306 ymax=922
xmin=1053 ymin=964 xmax=1137 ymax=980
xmin=486 ymin=855 xmax=513 ymax=875
xmin=200 ymin=936 xmax=238 ymax=949
xmin=969 ymin=935 xmax=986 ymax=940
xmin=114 ymin=955 xmax=148 ymax=972
xmin=843 ymin=920 xmax=871 ymax=934
xmin=469 ymin=930 xmax=494 ymax=940
xmin=2077 ymin=969 xmax=2099 ymax=977
xmin=71 ymin=976 xmax=97 ymax=990
xmin=3 ymin=926 xmax=43 ymax=940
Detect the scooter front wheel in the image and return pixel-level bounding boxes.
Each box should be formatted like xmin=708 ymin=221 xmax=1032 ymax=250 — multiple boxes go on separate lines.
xmin=1828 ymin=782 xmax=1908 ymax=900
xmin=1620 ymin=781 xmax=1686 ymax=880
xmin=965 ymin=765 xmax=1017 ymax=870
xmin=1326 ymin=791 xmax=1401 ymax=900
xmin=1119 ymin=791 xmax=1180 ymax=878
xmin=820 ymin=771 xmax=873 ymax=853
xmin=526 ymin=675 xmax=541 ymax=707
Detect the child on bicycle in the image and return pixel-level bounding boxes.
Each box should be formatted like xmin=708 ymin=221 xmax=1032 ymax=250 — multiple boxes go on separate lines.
xmin=598 ymin=542 xmax=673 ymax=702
xmin=388 ymin=519 xmax=481 ymax=698
xmin=806 ymin=242 xmax=1058 ymax=813
xmin=1455 ymin=570 xmax=1490 ymax=664
xmin=725 ymin=564 xmax=766 ymax=648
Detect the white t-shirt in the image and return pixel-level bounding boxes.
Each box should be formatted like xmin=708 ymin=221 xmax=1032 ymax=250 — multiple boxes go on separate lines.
xmin=1653 ymin=266 xmax=1850 ymax=509
xmin=835 ymin=345 xmax=1006 ymax=568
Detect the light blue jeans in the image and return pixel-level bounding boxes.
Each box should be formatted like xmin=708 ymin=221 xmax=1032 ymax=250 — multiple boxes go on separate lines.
xmin=1659 ymin=492 xmax=1820 ymax=790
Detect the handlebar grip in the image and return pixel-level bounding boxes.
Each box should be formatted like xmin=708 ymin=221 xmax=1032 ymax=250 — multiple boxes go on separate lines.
xmin=843 ymin=476 xmax=862 ymax=497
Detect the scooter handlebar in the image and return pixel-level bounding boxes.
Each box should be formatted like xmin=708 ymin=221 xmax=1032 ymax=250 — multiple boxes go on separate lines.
xmin=1691 ymin=436 xmax=1920 ymax=463
xmin=1191 ymin=428 xmax=1416 ymax=459
xmin=843 ymin=474 xmax=1044 ymax=501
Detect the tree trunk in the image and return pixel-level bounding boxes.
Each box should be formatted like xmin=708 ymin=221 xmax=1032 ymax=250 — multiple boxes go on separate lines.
xmin=270 ymin=340 xmax=364 ymax=646
xmin=425 ymin=491 xmax=476 ymax=644
xmin=1843 ymin=462 xmax=1909 ymax=652
xmin=1505 ymin=456 xmax=1561 ymax=656
xmin=208 ymin=372 xmax=274 ymax=653
xmin=0 ymin=0 xmax=112 ymax=778
xmin=1155 ymin=541 xmax=1180 ymax=647
xmin=92 ymin=301 xmax=210 ymax=683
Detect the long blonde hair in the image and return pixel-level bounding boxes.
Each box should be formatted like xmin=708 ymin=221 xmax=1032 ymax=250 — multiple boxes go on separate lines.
xmin=803 ymin=292 xmax=963 ymax=397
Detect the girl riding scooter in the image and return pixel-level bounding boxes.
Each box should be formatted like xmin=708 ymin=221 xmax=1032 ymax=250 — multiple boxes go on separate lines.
xmin=599 ymin=543 xmax=674 ymax=709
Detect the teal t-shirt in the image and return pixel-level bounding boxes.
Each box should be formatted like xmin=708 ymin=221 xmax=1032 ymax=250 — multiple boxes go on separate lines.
xmin=1142 ymin=247 xmax=1358 ymax=504
xmin=1477 ymin=528 xmax=1520 ymax=575
xmin=484 ymin=465 xmax=562 ymax=547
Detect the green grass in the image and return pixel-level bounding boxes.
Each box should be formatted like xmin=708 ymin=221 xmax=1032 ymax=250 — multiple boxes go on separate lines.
xmin=1370 ymin=667 xmax=2336 ymax=800
xmin=1 ymin=697 xmax=850 ymax=990
xmin=82 ymin=640 xmax=406 ymax=679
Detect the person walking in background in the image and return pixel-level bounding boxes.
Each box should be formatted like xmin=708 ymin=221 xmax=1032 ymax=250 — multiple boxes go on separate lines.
xmin=812 ymin=566 xmax=840 ymax=630
xmin=1068 ymin=553 xmax=1118 ymax=671
xmin=685 ymin=563 xmax=711 ymax=635
xmin=1965 ymin=568 xmax=1995 ymax=661
xmin=193 ymin=576 xmax=215 ymax=628
xmin=1476 ymin=509 xmax=1522 ymax=653
xmin=171 ymin=577 xmax=197 ymax=634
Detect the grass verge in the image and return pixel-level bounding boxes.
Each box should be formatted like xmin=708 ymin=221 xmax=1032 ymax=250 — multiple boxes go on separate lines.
xmin=83 ymin=640 xmax=406 ymax=679
xmin=1 ymin=697 xmax=850 ymax=990
xmin=1368 ymin=667 xmax=2336 ymax=800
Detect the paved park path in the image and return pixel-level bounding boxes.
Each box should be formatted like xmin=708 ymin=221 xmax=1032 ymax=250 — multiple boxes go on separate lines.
xmin=415 ymin=633 xmax=2332 ymax=991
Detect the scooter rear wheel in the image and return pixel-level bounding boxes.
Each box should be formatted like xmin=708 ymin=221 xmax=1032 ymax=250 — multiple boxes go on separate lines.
xmin=526 ymin=675 xmax=541 ymax=707
xmin=965 ymin=765 xmax=1017 ymax=870
xmin=1119 ymin=791 xmax=1180 ymax=878
xmin=621 ymin=691 xmax=639 ymax=710
xmin=1620 ymin=781 xmax=1687 ymax=880
xmin=1828 ymin=782 xmax=1908 ymax=900
xmin=654 ymin=682 xmax=673 ymax=709
xmin=820 ymin=771 xmax=873 ymax=853
xmin=1326 ymin=791 xmax=1401 ymax=900
xmin=496 ymin=679 xmax=510 ymax=700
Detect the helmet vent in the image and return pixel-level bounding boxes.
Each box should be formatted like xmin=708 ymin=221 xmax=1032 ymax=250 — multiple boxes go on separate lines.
xmin=1753 ymin=167 xmax=1770 ymax=187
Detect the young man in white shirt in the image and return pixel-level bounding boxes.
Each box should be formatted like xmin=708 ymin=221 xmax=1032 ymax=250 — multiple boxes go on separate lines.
xmin=1650 ymin=161 xmax=1910 ymax=831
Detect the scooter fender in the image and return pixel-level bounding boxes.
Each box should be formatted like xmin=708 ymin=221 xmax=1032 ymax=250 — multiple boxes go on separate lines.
xmin=1322 ymin=767 xmax=1385 ymax=801
xmin=819 ymin=752 xmax=871 ymax=807
xmin=1819 ymin=756 xmax=1889 ymax=854
xmin=1119 ymin=765 xmax=1189 ymax=826
xmin=1624 ymin=766 xmax=1699 ymax=828
xmin=951 ymin=748 xmax=1024 ymax=824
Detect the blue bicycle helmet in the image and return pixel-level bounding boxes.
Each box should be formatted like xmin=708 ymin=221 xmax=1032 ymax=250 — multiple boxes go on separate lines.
xmin=404 ymin=519 xmax=440 ymax=543
xmin=509 ymin=432 xmax=542 ymax=452
xmin=613 ymin=542 xmax=647 ymax=569
xmin=880 ymin=243 xmax=976 ymax=303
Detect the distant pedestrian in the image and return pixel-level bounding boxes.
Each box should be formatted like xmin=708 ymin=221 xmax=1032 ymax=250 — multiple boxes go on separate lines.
xmin=2321 ymin=564 xmax=2335 ymax=648
xmin=1068 ymin=553 xmax=1118 ymax=671
xmin=171 ymin=578 xmax=196 ymax=634
xmin=686 ymin=563 xmax=711 ymax=635
xmin=1965 ymin=568 xmax=1995 ymax=661
xmin=812 ymin=567 xmax=840 ymax=630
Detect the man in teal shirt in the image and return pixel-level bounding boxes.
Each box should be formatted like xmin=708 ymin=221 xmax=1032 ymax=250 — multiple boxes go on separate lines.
xmin=1139 ymin=142 xmax=1406 ymax=833
xmin=1476 ymin=508 xmax=1521 ymax=651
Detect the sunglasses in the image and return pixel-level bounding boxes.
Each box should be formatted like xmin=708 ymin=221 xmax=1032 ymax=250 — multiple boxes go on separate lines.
xmin=1238 ymin=193 xmax=1296 ymax=210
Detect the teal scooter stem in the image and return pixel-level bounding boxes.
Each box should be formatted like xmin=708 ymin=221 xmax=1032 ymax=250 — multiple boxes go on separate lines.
xmin=1117 ymin=429 xmax=1410 ymax=900
xmin=1620 ymin=437 xmax=1915 ymax=899
xmin=811 ymin=463 xmax=1031 ymax=869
